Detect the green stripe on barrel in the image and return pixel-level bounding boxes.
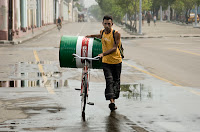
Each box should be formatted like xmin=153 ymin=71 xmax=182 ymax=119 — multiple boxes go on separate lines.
xmin=59 ymin=36 xmax=77 ymax=68
xmin=59 ymin=36 xmax=103 ymax=69
xmin=92 ymin=38 xmax=102 ymax=69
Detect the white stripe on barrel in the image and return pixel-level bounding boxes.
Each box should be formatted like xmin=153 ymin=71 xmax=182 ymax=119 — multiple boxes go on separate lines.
xmin=88 ymin=38 xmax=94 ymax=68
xmin=76 ymin=36 xmax=94 ymax=68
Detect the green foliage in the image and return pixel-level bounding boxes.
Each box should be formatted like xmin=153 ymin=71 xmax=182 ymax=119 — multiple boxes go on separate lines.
xmin=74 ymin=2 xmax=84 ymax=11
xmin=96 ymin=0 xmax=124 ymax=22
xmin=196 ymin=0 xmax=200 ymax=6
xmin=88 ymin=5 xmax=103 ymax=21
xmin=171 ymin=0 xmax=185 ymax=14
xmin=96 ymin=0 xmax=152 ymax=22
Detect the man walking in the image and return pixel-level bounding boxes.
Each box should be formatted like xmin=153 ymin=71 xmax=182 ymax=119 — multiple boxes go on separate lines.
xmin=86 ymin=15 xmax=122 ymax=111
xmin=57 ymin=17 xmax=62 ymax=29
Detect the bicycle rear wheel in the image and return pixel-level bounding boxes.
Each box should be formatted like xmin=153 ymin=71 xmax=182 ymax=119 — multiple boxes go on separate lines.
xmin=81 ymin=77 xmax=87 ymax=120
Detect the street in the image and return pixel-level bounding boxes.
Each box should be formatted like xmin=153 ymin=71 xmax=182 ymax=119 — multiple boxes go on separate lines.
xmin=0 ymin=21 xmax=200 ymax=132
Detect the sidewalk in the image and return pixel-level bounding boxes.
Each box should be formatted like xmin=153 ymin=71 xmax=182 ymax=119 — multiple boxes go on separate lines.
xmin=114 ymin=21 xmax=200 ymax=39
xmin=0 ymin=24 xmax=58 ymax=45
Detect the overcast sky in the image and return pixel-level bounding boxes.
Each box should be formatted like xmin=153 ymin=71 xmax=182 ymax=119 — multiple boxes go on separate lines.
xmin=83 ymin=0 xmax=97 ymax=8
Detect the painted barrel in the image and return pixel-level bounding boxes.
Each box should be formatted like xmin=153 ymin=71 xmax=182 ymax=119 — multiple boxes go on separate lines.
xmin=59 ymin=36 xmax=102 ymax=69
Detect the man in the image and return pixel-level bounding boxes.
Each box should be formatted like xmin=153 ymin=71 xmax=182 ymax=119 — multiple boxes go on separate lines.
xmin=86 ymin=15 xmax=122 ymax=111
xmin=146 ymin=11 xmax=151 ymax=26
xmin=57 ymin=17 xmax=62 ymax=28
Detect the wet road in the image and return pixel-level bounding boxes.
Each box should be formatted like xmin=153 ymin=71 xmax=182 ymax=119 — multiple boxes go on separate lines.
xmin=0 ymin=22 xmax=200 ymax=132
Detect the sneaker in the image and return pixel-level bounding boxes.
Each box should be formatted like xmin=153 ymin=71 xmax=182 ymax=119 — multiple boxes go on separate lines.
xmin=109 ymin=103 xmax=117 ymax=111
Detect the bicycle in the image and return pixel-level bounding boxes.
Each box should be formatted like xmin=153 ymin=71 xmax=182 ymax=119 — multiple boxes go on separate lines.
xmin=57 ymin=24 xmax=62 ymax=31
xmin=73 ymin=54 xmax=100 ymax=121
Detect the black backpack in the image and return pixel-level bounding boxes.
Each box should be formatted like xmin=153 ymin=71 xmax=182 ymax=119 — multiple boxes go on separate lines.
xmin=101 ymin=29 xmax=124 ymax=59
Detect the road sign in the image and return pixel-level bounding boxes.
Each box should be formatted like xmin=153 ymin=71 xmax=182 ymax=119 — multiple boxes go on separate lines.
xmin=27 ymin=0 xmax=37 ymax=9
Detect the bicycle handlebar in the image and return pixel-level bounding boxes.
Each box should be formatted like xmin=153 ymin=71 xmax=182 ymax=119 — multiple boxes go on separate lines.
xmin=72 ymin=54 xmax=100 ymax=60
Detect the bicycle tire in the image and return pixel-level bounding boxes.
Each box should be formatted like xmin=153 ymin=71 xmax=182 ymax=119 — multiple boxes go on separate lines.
xmin=81 ymin=76 xmax=87 ymax=120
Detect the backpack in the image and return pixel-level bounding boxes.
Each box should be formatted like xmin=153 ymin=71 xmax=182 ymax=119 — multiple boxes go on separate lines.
xmin=101 ymin=29 xmax=124 ymax=59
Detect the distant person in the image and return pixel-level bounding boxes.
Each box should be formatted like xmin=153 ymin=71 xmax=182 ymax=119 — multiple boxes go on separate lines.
xmin=57 ymin=17 xmax=62 ymax=29
xmin=147 ymin=12 xmax=151 ymax=26
xmin=154 ymin=15 xmax=157 ymax=26
xmin=142 ymin=13 xmax=145 ymax=26
xmin=86 ymin=15 xmax=122 ymax=111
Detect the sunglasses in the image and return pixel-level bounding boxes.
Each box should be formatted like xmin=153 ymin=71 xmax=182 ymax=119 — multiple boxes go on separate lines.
xmin=104 ymin=23 xmax=112 ymax=25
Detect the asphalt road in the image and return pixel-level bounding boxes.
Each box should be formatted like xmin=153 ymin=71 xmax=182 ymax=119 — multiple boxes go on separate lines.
xmin=0 ymin=22 xmax=200 ymax=132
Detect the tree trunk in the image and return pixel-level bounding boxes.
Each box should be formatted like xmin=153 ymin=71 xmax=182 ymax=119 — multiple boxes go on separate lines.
xmin=128 ymin=15 xmax=132 ymax=31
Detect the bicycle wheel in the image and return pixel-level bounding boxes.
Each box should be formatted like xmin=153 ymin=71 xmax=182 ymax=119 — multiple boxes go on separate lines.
xmin=81 ymin=76 xmax=87 ymax=120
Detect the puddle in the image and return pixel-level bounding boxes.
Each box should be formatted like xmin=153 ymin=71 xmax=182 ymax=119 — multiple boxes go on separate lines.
xmin=0 ymin=122 xmax=19 ymax=130
xmin=0 ymin=80 xmax=68 ymax=88
xmin=0 ymin=61 xmax=69 ymax=88
xmin=120 ymin=83 xmax=152 ymax=100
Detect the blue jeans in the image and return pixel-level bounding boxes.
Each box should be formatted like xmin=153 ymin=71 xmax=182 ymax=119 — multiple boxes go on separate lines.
xmin=102 ymin=63 xmax=122 ymax=100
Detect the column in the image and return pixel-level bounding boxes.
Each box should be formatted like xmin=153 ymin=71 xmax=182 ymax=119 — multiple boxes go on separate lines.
xmin=160 ymin=5 xmax=162 ymax=21
xmin=37 ymin=0 xmax=41 ymax=27
xmin=16 ymin=0 xmax=20 ymax=34
xmin=20 ymin=0 xmax=27 ymax=32
xmin=168 ymin=5 xmax=170 ymax=21
xmin=0 ymin=0 xmax=8 ymax=40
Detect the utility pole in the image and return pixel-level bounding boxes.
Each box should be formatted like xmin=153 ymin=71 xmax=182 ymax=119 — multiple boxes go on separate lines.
xmin=32 ymin=9 xmax=34 ymax=34
xmin=72 ymin=0 xmax=74 ymax=22
xmin=139 ymin=0 xmax=142 ymax=34
xmin=168 ymin=4 xmax=170 ymax=22
xmin=160 ymin=5 xmax=163 ymax=21
xmin=125 ymin=13 xmax=127 ymax=24
xmin=55 ymin=0 xmax=57 ymax=24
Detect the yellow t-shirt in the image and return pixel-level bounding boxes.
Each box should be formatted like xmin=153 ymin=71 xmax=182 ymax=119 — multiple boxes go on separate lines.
xmin=101 ymin=29 xmax=122 ymax=64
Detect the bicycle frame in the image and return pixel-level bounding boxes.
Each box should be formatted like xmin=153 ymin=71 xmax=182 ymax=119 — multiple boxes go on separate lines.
xmin=81 ymin=59 xmax=89 ymax=100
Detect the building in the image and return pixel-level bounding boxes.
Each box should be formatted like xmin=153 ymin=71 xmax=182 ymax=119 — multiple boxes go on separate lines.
xmin=0 ymin=0 xmax=74 ymax=41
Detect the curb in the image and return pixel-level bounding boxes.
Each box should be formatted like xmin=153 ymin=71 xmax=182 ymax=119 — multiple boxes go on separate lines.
xmin=121 ymin=35 xmax=200 ymax=39
xmin=0 ymin=22 xmax=69 ymax=45
xmin=0 ymin=40 xmax=18 ymax=45
xmin=16 ymin=25 xmax=57 ymax=44
xmin=0 ymin=26 xmax=56 ymax=45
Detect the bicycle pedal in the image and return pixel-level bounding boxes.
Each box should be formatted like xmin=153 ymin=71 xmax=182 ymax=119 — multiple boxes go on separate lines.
xmin=75 ymin=88 xmax=81 ymax=90
xmin=87 ymin=102 xmax=94 ymax=105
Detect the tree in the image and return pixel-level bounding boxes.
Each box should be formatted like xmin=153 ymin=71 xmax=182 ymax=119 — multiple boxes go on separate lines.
xmin=195 ymin=0 xmax=200 ymax=14
xmin=181 ymin=0 xmax=196 ymax=23
xmin=96 ymin=0 xmax=152 ymax=32
xmin=96 ymin=0 xmax=124 ymax=21
xmin=171 ymin=0 xmax=185 ymax=21
xmin=74 ymin=2 xmax=84 ymax=12
xmin=117 ymin=0 xmax=152 ymax=32
xmin=88 ymin=5 xmax=103 ymax=21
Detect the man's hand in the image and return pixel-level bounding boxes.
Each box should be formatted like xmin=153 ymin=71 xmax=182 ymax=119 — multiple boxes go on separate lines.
xmin=98 ymin=53 xmax=104 ymax=58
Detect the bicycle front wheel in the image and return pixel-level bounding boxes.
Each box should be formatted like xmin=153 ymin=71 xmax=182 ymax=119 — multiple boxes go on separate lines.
xmin=81 ymin=78 xmax=87 ymax=120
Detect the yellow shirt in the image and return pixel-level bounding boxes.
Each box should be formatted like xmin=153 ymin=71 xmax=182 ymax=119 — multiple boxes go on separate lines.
xmin=101 ymin=29 xmax=122 ymax=64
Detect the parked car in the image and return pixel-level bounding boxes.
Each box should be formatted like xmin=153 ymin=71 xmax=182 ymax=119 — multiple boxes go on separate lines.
xmin=188 ymin=13 xmax=199 ymax=23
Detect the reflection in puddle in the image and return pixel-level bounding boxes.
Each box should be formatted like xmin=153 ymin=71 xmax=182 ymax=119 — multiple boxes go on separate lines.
xmin=0 ymin=61 xmax=69 ymax=89
xmin=20 ymin=61 xmax=52 ymax=65
xmin=0 ymin=80 xmax=68 ymax=88
xmin=120 ymin=83 xmax=152 ymax=100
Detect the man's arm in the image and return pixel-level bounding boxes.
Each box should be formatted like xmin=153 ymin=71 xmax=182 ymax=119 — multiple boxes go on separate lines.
xmin=86 ymin=34 xmax=101 ymax=38
xmin=98 ymin=32 xmax=121 ymax=58
xmin=86 ymin=30 xmax=102 ymax=38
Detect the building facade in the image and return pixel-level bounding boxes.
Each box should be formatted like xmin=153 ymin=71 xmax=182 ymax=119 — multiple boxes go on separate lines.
xmin=0 ymin=0 xmax=74 ymax=41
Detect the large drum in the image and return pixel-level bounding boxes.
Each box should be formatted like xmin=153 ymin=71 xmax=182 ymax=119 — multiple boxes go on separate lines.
xmin=59 ymin=36 xmax=103 ymax=69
